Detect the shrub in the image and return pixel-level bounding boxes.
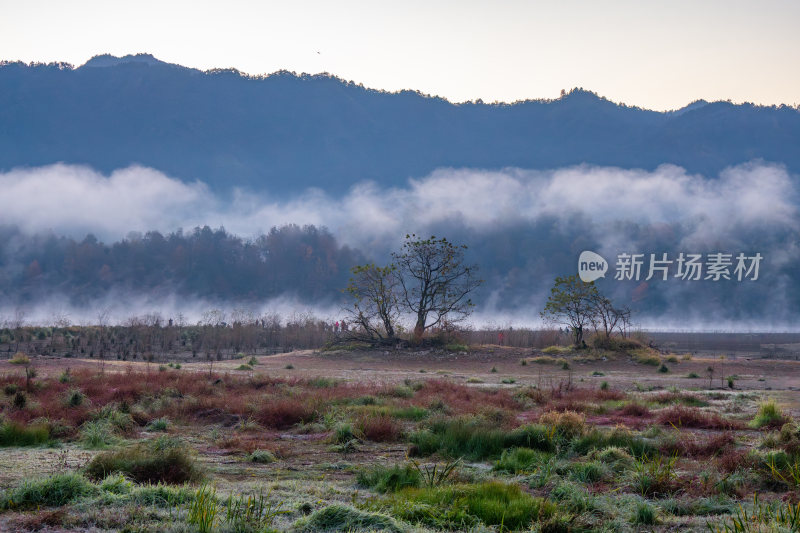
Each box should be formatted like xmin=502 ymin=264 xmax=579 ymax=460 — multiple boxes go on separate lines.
xmin=248 ymin=356 xmax=259 ymax=366
xmin=357 ymin=464 xmax=421 ymax=493
xmin=9 ymin=352 xmax=30 ymax=365
xmin=236 ymin=364 xmax=253 ymax=371
xmin=539 ymin=410 xmax=585 ymax=439
xmin=333 ymin=423 xmax=356 ymax=444
xmin=632 ymin=350 xmax=660 ymax=366
xmin=0 ymin=473 xmax=94 ymax=510
xmin=686 ymin=372 xmax=700 ymax=379
xmin=751 ymin=400 xmax=789 ymax=429
xmin=84 ymin=439 xmax=203 ymax=484
xmin=3 ymin=383 xmax=18 ymax=395
xmin=0 ymin=421 xmax=51 ymax=447
xmin=295 ymin=504 xmax=406 ymax=532
xmin=147 ymin=418 xmax=169 ymax=432
xmin=65 ymin=388 xmax=86 ymax=407
xmin=13 ymin=391 xmax=26 ymax=409
xmin=249 ymin=449 xmax=276 ymax=463
xmin=658 ymin=363 xmax=670 ymax=373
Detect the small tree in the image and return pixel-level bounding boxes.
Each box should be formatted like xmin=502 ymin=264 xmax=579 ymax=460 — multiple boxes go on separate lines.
xmin=343 ymin=263 xmax=400 ymax=343
xmin=589 ymin=293 xmax=632 ymax=339
xmin=541 ymin=275 xmax=599 ymax=346
xmin=393 ymin=235 xmax=482 ymax=339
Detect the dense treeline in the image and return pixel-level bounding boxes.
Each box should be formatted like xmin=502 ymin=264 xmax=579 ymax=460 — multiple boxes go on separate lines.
xmin=0 ymin=224 xmax=362 ymax=305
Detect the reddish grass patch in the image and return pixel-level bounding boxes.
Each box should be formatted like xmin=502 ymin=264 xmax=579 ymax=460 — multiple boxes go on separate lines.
xmin=715 ymin=448 xmax=756 ymax=473
xmin=356 ymin=413 xmax=402 ymax=442
xmin=255 ymin=398 xmax=316 ymax=429
xmin=661 ymin=431 xmax=736 ymax=457
xmin=414 ymin=380 xmax=521 ymax=414
xmin=657 ymin=406 xmax=743 ymax=430
xmin=618 ymin=402 xmax=651 ymax=417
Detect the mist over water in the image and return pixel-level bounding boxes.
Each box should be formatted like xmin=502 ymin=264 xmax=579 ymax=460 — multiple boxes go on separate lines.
xmin=1 ymin=161 xmax=797 ymax=329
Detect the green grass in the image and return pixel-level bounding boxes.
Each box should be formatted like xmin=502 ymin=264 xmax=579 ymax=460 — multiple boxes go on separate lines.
xmin=146 ymin=417 xmax=169 ymax=431
xmin=410 ymin=418 xmax=556 ymax=460
xmin=295 ymin=504 xmax=407 ymax=532
xmin=0 ymin=472 xmax=94 ymax=510
xmin=357 ymin=464 xmax=421 ymax=493
xmin=569 ymin=460 xmax=610 ymax=483
xmin=707 ymin=494 xmax=800 ymax=531
xmin=494 ymin=447 xmax=553 ymax=474
xmin=632 ymin=349 xmax=661 ymax=366
xmin=571 ymin=427 xmax=655 ymax=457
xmin=750 ymin=400 xmax=788 ymax=428
xmin=0 ymin=421 xmax=51 ymax=447
xmin=80 ymin=420 xmax=118 ymax=448
xmin=84 ymin=438 xmax=203 ymax=484
xmin=632 ymin=501 xmax=658 ymax=525
xmin=386 ymin=482 xmax=556 ymax=531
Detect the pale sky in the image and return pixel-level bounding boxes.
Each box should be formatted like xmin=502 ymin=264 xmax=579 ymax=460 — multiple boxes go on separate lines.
xmin=1 ymin=0 xmax=798 ymax=111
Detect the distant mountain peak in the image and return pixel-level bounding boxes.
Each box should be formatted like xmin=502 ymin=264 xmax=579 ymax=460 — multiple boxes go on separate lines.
xmin=81 ymin=53 xmax=167 ymax=68
xmin=670 ymin=99 xmax=710 ymax=116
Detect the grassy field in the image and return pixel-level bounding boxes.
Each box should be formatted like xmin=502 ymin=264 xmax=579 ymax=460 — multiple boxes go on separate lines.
xmin=1 ymin=341 xmax=799 ymax=532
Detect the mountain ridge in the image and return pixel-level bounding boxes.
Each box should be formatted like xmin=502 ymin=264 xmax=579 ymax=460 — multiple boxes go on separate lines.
xmin=1 ymin=54 xmax=799 ymax=194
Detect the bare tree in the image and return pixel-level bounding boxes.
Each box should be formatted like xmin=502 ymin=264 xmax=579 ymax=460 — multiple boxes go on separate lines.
xmin=393 ymin=235 xmax=482 ymax=339
xmin=343 ymin=263 xmax=400 ymax=343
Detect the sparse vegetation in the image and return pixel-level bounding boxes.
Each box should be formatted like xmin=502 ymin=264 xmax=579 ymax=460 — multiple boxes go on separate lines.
xmin=0 ymin=339 xmax=795 ymax=532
